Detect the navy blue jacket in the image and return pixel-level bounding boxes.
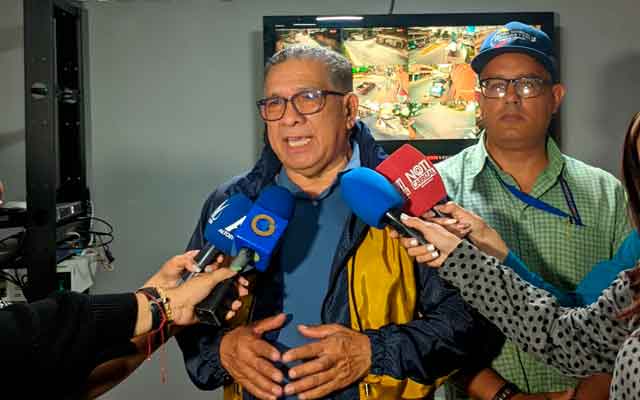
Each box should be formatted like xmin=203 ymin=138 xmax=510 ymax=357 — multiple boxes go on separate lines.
xmin=176 ymin=122 xmax=503 ymax=399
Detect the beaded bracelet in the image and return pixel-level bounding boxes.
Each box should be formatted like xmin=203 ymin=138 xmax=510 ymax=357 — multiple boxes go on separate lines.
xmin=155 ymin=286 xmax=173 ymax=324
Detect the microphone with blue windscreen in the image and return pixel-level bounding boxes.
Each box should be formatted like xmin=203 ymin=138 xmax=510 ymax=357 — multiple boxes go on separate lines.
xmin=195 ymin=186 xmax=295 ymax=326
xmin=180 ymin=193 xmax=253 ymax=284
xmin=232 ymin=185 xmax=295 ymax=272
xmin=341 ymin=167 xmax=430 ymax=246
xmin=186 ymin=193 xmax=252 ymax=326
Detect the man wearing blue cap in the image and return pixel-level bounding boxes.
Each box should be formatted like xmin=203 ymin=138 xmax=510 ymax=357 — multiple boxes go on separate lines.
xmin=436 ymin=21 xmax=630 ymax=399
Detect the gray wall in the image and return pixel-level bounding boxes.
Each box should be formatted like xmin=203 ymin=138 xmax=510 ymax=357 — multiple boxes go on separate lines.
xmin=1 ymin=0 xmax=639 ymax=399
xmin=0 ymin=1 xmax=25 ymax=202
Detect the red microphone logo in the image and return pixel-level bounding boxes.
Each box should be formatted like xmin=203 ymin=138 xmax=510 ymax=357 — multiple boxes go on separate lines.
xmin=376 ymin=144 xmax=448 ymax=216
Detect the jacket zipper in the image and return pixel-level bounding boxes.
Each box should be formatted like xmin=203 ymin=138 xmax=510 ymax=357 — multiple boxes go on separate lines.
xmin=320 ymin=215 xmax=369 ymax=324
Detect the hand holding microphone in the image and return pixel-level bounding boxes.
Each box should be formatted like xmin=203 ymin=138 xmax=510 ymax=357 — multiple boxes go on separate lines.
xmin=179 ymin=193 xmax=253 ymax=326
xmin=341 ymin=166 xmax=450 ymax=265
xmin=396 ymin=214 xmax=462 ymax=268
xmin=374 ymin=145 xmax=510 ymax=261
xmin=427 ymin=202 xmax=509 ymax=261
xmin=180 ymin=193 xmax=253 ymax=282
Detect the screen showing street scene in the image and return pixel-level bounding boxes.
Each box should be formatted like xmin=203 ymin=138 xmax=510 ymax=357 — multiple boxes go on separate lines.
xmin=275 ymin=28 xmax=341 ymax=53
xmin=272 ymin=25 xmax=507 ymax=141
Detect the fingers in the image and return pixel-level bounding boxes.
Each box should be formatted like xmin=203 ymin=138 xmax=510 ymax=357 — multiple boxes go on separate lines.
xmin=241 ymin=379 xmax=280 ymax=400
xmin=240 ymin=379 xmax=282 ymax=400
xmin=182 ymin=250 xmax=200 ymax=272
xmin=164 ymin=252 xmax=198 ymax=274
xmin=424 ymin=252 xmax=449 ymax=268
xmin=406 ymin=243 xmax=438 ymax=259
xmin=220 ymin=325 xmax=285 ymax=399
xmin=198 ymin=267 xmax=237 ymax=289
xmin=252 ymin=313 xmax=287 ymax=336
xmin=285 ymin=368 xmax=335 ymax=398
xmin=412 ymin=247 xmax=441 ymax=264
xmin=235 ymin=353 xmax=283 ymax=399
xmin=421 ymin=210 xmax=436 ymax=219
xmin=282 ymin=341 xmax=325 ymax=363
xmin=224 ymin=299 xmax=247 ymax=320
xmin=288 ymin=356 xmax=333 ymax=379
xmin=249 ymin=343 xmax=283 ymax=377
xmin=297 ymin=324 xmax=342 ymax=339
xmin=295 ymin=380 xmax=338 ymax=400
xmin=399 ymin=236 xmax=439 ymax=262
xmin=203 ymin=253 xmax=227 ymax=272
xmin=236 ymin=276 xmax=250 ymax=297
xmin=399 ymin=214 xmax=431 ymax=237
xmin=434 ymin=201 xmax=465 ymax=217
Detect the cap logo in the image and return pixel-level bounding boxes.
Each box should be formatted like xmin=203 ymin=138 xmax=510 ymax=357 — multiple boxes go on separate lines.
xmin=490 ymin=29 xmax=537 ymax=48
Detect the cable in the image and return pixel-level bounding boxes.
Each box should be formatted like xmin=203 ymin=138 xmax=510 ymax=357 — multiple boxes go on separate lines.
xmin=388 ymin=0 xmax=396 ymax=14
xmin=57 ymin=231 xmax=113 ymax=250
xmin=0 ymin=230 xmax=26 ymax=269
xmin=58 ymin=215 xmax=115 ymax=251
xmin=76 ymin=215 xmax=113 ymax=234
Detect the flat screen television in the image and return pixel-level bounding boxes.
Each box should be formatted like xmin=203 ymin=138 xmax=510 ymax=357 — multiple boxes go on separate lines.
xmin=263 ymin=12 xmax=555 ymax=160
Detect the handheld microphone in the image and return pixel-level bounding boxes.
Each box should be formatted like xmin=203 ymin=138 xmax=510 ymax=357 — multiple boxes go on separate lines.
xmin=340 ymin=167 xmax=430 ymax=246
xmin=375 ymin=144 xmax=448 ymax=217
xmin=179 ymin=193 xmax=253 ymax=284
xmin=233 ymin=185 xmax=295 ymax=272
xmin=195 ymin=185 xmax=295 ymax=326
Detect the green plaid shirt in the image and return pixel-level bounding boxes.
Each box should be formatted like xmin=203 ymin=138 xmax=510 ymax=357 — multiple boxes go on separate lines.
xmin=436 ymin=135 xmax=631 ymax=393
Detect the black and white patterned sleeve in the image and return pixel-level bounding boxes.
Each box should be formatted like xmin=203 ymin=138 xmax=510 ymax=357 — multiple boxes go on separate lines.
xmin=612 ymin=328 xmax=640 ymax=399
xmin=438 ymin=240 xmax=639 ymax=378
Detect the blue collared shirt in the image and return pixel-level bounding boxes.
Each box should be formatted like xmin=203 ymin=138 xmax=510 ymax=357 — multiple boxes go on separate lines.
xmin=272 ymin=143 xmax=360 ymax=398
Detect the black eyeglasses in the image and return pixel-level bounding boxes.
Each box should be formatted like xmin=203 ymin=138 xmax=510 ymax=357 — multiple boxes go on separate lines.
xmin=479 ymin=77 xmax=552 ymax=99
xmin=256 ymin=89 xmax=346 ymax=121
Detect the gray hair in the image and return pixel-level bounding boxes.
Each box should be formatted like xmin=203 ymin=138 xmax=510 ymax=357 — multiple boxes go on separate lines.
xmin=265 ymin=45 xmax=353 ymax=92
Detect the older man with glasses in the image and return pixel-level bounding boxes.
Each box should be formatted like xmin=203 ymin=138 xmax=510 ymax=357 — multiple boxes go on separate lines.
xmin=176 ymin=45 xmax=503 ymax=400
xmin=434 ymin=21 xmax=631 ymax=399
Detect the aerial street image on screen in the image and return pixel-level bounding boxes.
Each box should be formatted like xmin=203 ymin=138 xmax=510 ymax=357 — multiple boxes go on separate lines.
xmin=273 ymin=24 xmax=509 ymax=141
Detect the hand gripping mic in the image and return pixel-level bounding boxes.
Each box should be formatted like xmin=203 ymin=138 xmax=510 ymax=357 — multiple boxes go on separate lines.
xmin=375 ymin=144 xmax=448 ymax=217
xmin=179 ymin=193 xmax=253 ymax=285
xmin=340 ymin=167 xmax=431 ymax=246
xmin=195 ymin=185 xmax=295 ymax=326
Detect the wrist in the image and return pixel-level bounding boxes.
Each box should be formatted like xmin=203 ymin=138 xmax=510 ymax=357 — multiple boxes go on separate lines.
xmin=136 ymin=287 xmax=171 ymax=341
xmin=493 ymin=382 xmax=521 ymax=400
xmin=164 ymin=287 xmax=186 ymax=324
xmin=134 ymin=292 xmax=152 ymax=336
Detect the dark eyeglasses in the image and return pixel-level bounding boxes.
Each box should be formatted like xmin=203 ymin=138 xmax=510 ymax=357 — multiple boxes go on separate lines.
xmin=479 ymin=77 xmax=552 ymax=99
xmin=256 ymin=89 xmax=346 ymax=121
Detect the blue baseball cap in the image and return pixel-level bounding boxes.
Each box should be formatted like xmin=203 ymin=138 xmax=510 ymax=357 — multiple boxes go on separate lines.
xmin=471 ymin=21 xmax=558 ymax=82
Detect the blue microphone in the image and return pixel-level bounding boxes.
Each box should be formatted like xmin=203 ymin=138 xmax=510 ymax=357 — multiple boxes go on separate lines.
xmin=180 ymin=193 xmax=253 ymax=284
xmin=195 ymin=186 xmax=294 ymax=326
xmin=341 ymin=167 xmax=430 ymax=246
xmin=232 ymin=185 xmax=295 ymax=272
